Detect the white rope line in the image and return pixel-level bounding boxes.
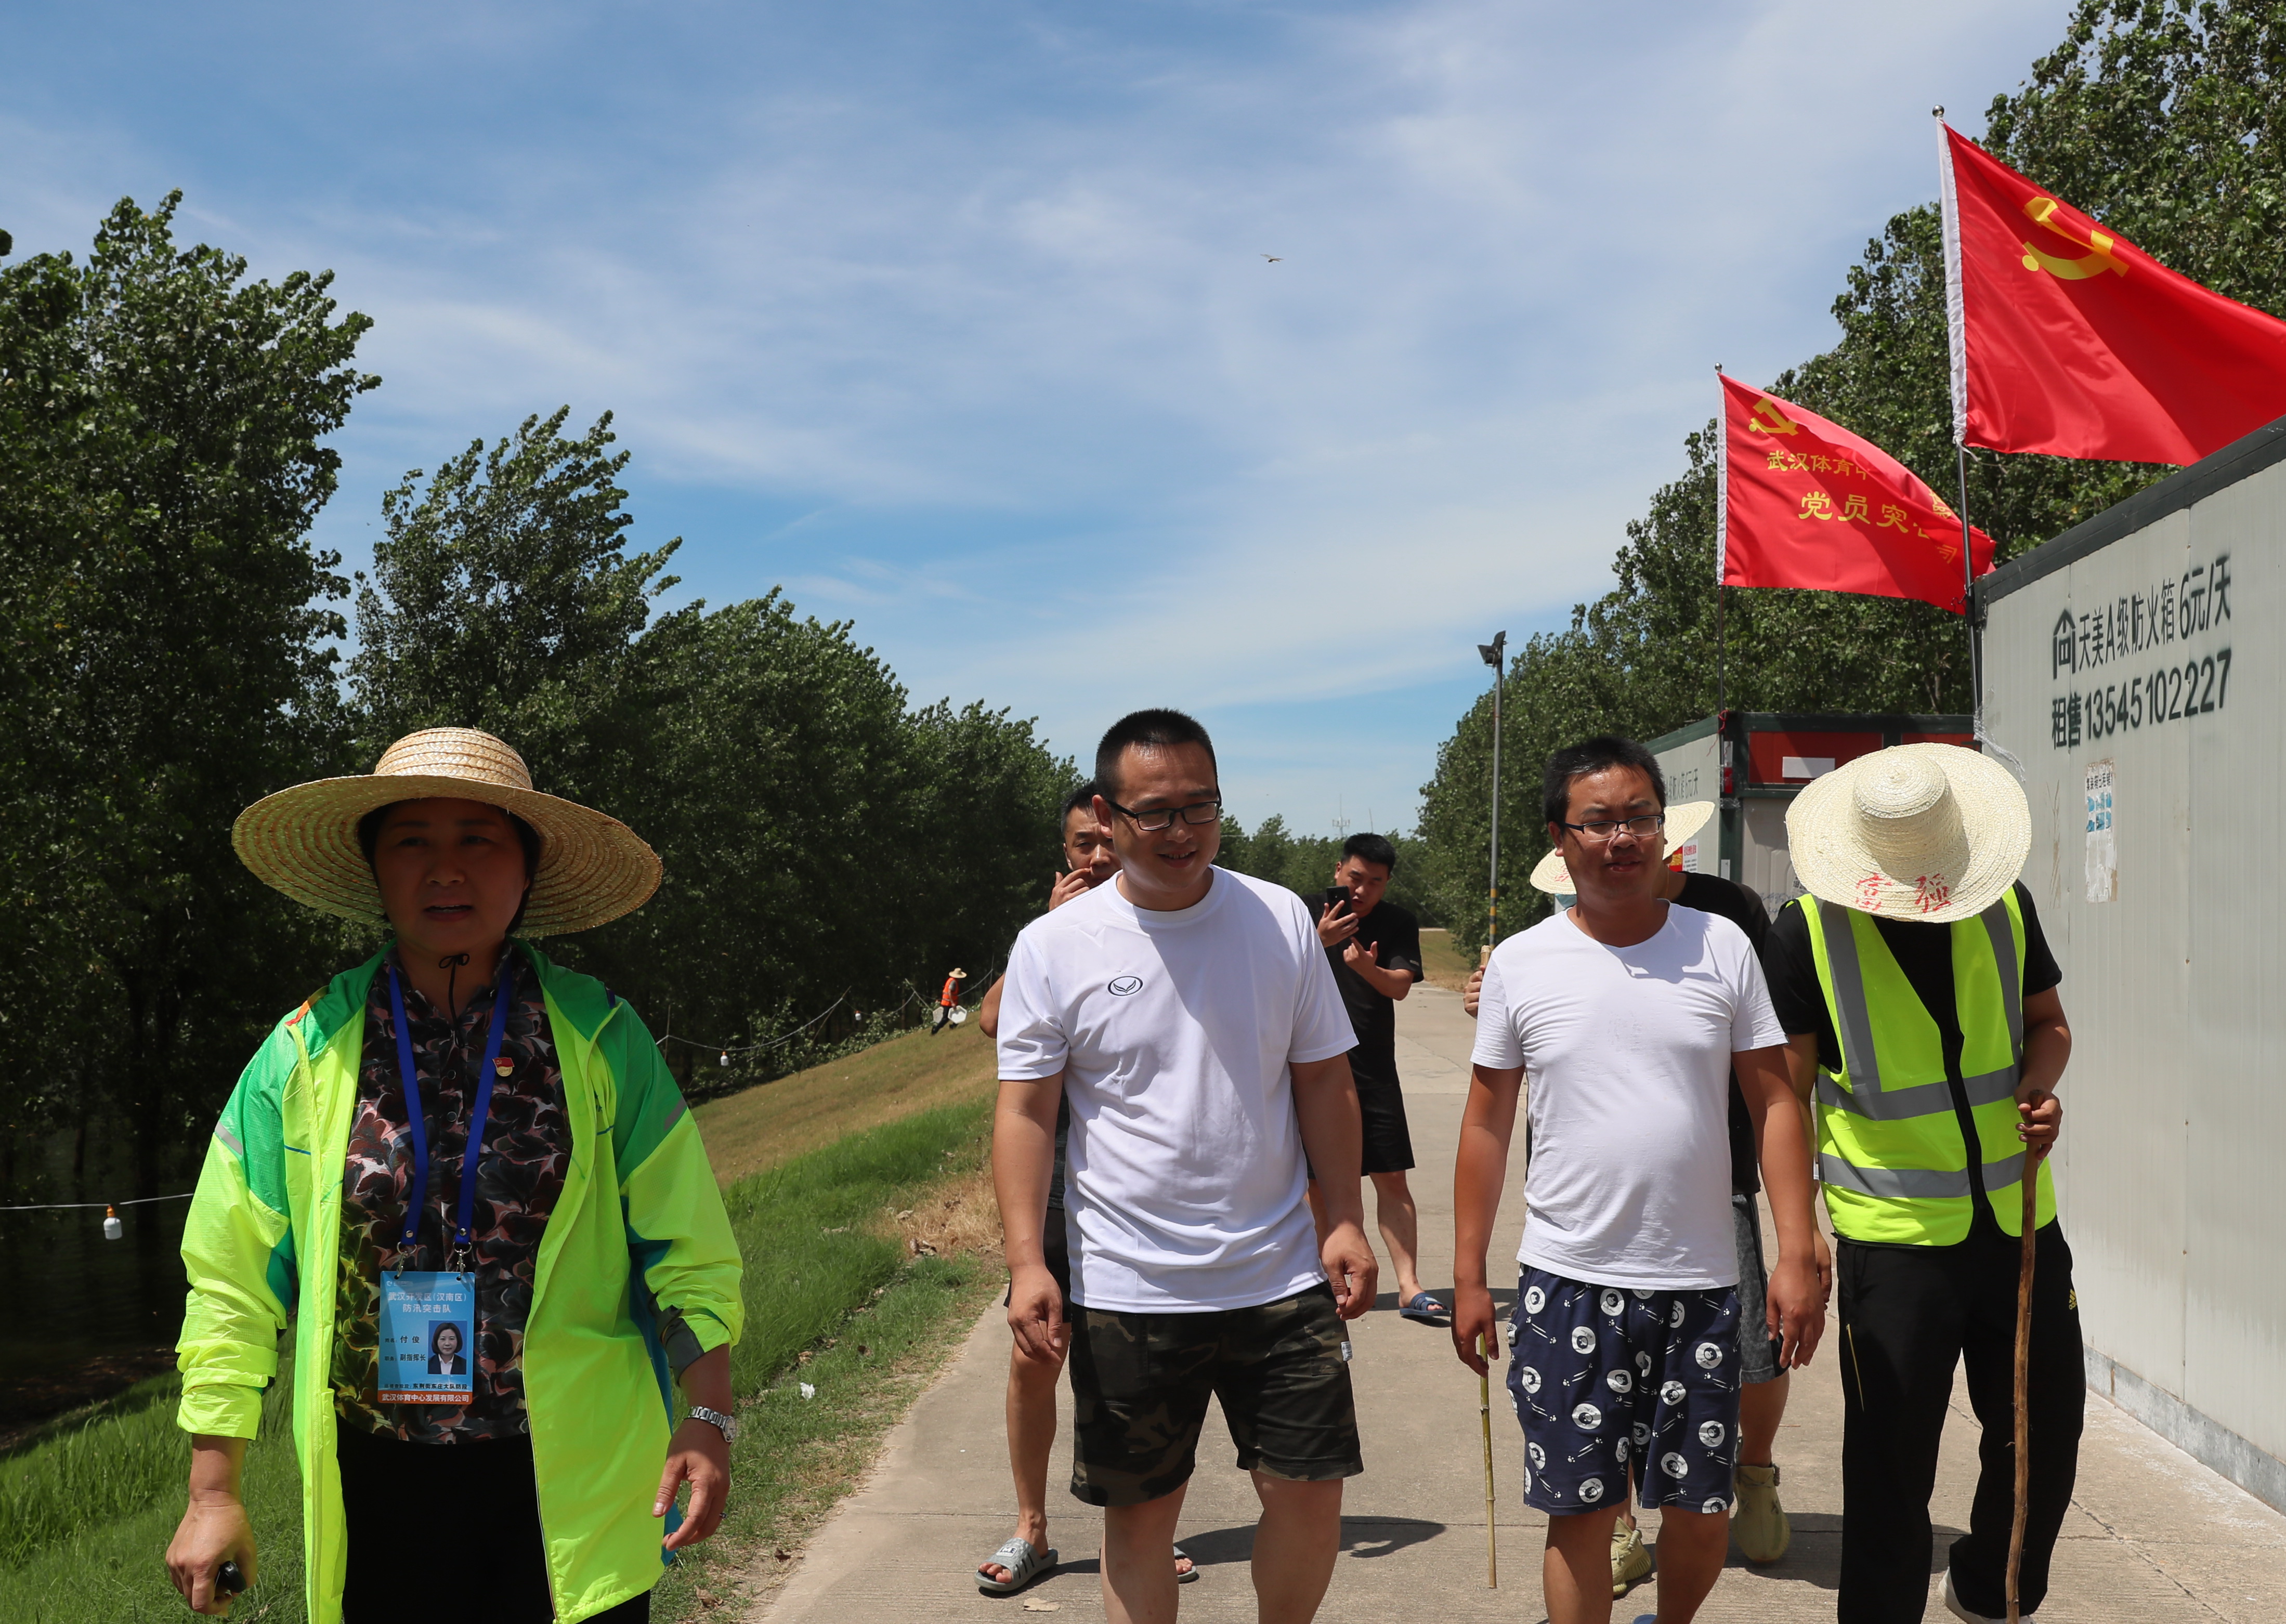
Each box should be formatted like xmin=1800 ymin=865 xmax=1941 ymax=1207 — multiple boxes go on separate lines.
xmin=1 ymin=1191 xmax=195 ymax=1213
xmin=657 ymin=989 xmax=854 ymax=1056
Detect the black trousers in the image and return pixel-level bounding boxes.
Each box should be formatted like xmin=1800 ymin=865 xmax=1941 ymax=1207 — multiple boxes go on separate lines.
xmin=338 ymin=1425 xmax=654 ymax=1623
xmin=1835 ymin=1226 xmax=2084 ymax=1623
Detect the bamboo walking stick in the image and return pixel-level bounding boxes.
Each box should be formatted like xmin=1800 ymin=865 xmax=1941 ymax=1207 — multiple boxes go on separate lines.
xmin=1480 ymin=1331 xmax=1497 ymax=1588
xmin=2005 ymin=1150 xmax=2042 ymax=1624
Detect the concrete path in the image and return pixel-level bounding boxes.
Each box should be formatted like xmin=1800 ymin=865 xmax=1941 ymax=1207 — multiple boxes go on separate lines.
xmin=750 ymin=984 xmax=2286 ymax=1623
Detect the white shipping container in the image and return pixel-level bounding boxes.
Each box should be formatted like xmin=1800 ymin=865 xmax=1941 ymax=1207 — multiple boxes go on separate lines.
xmin=1982 ymin=415 xmax=2286 ymax=1511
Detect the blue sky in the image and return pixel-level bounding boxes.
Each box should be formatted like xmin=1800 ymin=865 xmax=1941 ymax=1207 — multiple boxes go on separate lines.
xmin=5 ymin=1 xmax=2068 ymax=839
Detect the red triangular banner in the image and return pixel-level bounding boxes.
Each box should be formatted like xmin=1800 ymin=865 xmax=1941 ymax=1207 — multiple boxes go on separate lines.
xmin=1719 ymin=375 xmax=1994 ymax=614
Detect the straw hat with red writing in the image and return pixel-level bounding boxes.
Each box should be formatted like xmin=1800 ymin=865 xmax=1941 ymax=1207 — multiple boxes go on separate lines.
xmin=1529 ymin=800 xmax=1717 ymax=894
xmin=232 ymin=728 xmax=661 ymax=935
xmin=1785 ymin=743 xmax=2027 ymax=924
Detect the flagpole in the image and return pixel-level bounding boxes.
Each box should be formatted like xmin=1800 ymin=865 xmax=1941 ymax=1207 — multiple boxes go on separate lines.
xmin=1936 ymin=104 xmax=1983 ymax=737
xmin=1477 ymin=632 xmax=1508 ymax=951
xmin=1941 ymin=107 xmax=2030 ymax=1624
xmin=1958 ymin=445 xmax=1980 ymax=735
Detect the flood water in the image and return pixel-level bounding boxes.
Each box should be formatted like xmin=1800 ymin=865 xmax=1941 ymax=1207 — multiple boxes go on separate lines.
xmin=0 ymin=1198 xmax=192 ymax=1434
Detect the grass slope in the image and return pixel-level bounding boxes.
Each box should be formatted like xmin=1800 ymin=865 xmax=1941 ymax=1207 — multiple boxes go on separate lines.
xmin=1416 ymin=927 xmax=1476 ymax=992
xmin=0 ymin=1374 xmax=303 ymax=1624
xmin=1 ymin=1028 xmax=1005 ymax=1623
xmin=696 ymin=1019 xmax=997 ymax=1186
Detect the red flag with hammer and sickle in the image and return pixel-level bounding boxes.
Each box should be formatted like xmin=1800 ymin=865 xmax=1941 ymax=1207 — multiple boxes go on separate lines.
xmin=1941 ymin=122 xmax=2286 ymax=464
xmin=1719 ymin=375 xmax=1994 ymax=613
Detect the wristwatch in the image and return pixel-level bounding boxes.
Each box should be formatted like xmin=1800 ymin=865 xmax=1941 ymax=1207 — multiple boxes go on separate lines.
xmin=686 ymin=1404 xmax=739 ymax=1444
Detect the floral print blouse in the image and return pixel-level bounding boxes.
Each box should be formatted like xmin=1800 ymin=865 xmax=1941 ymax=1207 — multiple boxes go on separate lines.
xmin=331 ymin=945 xmax=571 ymax=1443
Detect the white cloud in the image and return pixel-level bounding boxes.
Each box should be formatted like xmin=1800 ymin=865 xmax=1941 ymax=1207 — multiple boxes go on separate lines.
xmin=2 ymin=0 xmax=2068 ymax=830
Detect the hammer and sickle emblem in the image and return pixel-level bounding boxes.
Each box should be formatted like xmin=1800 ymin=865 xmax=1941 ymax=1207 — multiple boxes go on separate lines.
xmin=1746 ymin=397 xmax=1799 ymax=435
xmin=2019 ymin=197 xmax=2127 ymax=280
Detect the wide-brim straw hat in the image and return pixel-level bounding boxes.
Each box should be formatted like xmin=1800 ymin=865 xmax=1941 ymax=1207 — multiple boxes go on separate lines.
xmin=1530 ymin=801 xmax=1716 ymax=895
xmin=232 ymin=728 xmax=662 ymax=936
xmin=1786 ymin=743 xmax=2028 ymax=924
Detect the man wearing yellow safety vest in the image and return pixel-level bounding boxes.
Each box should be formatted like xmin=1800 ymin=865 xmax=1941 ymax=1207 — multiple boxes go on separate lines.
xmin=1757 ymin=744 xmax=2079 ymax=1624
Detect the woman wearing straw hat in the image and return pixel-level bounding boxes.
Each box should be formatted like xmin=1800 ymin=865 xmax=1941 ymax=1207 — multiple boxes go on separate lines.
xmin=1756 ymin=743 xmax=2076 ymax=1624
xmin=164 ymin=729 xmax=744 ymax=1623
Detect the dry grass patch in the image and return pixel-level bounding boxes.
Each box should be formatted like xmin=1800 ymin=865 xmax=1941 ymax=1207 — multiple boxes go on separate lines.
xmin=1417 ymin=927 xmax=1477 ymax=992
xmin=890 ymin=1162 xmax=1002 ymax=1261
xmin=696 ymin=1021 xmax=999 ymax=1186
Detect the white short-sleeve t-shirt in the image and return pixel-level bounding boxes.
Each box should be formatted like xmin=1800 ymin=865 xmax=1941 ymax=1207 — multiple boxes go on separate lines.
xmin=1470 ymin=902 xmax=1786 ymax=1290
xmin=995 ymin=867 xmax=1358 ymax=1313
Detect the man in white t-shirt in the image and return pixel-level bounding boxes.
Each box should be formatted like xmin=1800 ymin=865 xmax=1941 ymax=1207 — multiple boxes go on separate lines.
xmin=995 ymin=708 xmax=1377 ymax=1624
xmin=1451 ymin=735 xmax=1823 ymax=1624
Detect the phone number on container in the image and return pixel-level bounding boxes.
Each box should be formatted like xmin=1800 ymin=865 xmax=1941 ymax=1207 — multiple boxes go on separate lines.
xmin=2051 ymin=649 xmax=2231 ymax=748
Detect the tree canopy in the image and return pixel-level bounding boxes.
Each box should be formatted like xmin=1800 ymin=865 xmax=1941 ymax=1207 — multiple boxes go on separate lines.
xmin=1 ymin=220 xmax=1072 ymax=1198
xmin=0 ymin=193 xmax=375 ymax=1194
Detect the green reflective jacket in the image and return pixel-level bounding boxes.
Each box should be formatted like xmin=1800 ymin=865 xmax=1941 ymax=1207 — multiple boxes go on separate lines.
xmin=1804 ymin=891 xmax=2055 ymax=1245
xmin=176 ymin=945 xmax=743 ymax=1624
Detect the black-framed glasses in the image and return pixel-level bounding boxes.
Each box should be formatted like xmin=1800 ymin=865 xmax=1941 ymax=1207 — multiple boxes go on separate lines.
xmin=1558 ymin=812 xmax=1665 ymax=843
xmin=1105 ymin=796 xmax=1223 ymax=833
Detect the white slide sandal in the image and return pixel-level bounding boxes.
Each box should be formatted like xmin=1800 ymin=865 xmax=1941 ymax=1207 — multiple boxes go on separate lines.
xmin=975 ymin=1538 xmax=1056 ymax=1595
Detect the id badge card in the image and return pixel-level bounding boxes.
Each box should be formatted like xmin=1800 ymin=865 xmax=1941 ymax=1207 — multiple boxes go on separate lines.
xmin=378 ymin=1271 xmax=476 ymax=1404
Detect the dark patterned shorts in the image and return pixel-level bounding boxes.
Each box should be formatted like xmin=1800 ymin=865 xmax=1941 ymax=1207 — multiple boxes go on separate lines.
xmin=1066 ymin=1283 xmax=1363 ymax=1507
xmin=1506 ymin=1267 xmax=1742 ymax=1516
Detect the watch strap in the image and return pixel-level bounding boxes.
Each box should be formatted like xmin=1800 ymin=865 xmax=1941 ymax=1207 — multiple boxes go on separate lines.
xmin=687 ymin=1403 xmax=739 ymax=1443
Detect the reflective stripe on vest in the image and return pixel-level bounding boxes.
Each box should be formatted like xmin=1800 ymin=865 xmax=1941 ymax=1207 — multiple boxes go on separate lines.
xmin=1806 ymin=890 xmax=2053 ymax=1245
xmin=1818 ymin=1145 xmax=2032 ymax=1200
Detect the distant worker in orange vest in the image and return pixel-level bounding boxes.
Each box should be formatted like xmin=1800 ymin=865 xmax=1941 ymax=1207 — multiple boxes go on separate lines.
xmin=930 ymin=968 xmax=969 ymax=1035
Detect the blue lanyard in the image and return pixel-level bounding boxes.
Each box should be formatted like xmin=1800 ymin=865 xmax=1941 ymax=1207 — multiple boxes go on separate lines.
xmin=385 ymin=952 xmax=514 ymax=1269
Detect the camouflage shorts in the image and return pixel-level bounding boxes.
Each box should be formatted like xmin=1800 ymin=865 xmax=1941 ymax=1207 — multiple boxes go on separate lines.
xmin=1066 ymin=1282 xmax=1363 ymax=1507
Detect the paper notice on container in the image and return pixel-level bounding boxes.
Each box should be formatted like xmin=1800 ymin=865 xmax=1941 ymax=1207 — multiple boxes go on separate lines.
xmin=2084 ymin=759 xmax=2116 ymax=903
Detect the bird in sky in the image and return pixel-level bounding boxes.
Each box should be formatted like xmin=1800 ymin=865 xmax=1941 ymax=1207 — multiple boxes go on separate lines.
xmin=1262 ymin=254 xmax=1282 ymax=263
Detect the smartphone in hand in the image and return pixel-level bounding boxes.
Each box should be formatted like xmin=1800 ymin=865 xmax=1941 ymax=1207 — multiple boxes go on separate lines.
xmin=1323 ymin=886 xmax=1350 ymax=916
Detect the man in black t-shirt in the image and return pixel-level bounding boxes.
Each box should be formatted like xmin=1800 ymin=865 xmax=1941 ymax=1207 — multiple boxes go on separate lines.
xmin=1313 ymin=833 xmax=1440 ymax=1323
xmin=1759 ymin=743 xmax=2078 ymax=1624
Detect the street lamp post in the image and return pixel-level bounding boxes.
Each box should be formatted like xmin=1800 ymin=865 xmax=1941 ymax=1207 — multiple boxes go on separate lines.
xmin=1477 ymin=631 xmax=1507 ymax=953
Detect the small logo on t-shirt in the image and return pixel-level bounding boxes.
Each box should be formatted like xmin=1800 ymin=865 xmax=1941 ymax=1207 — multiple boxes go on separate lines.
xmin=1107 ymin=976 xmax=1144 ymax=996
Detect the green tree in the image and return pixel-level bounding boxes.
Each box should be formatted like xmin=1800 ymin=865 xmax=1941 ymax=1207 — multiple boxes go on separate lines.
xmin=350 ymin=407 xmax=683 ymax=793
xmin=591 ymin=604 xmax=1070 ymax=1077
xmin=0 ymin=194 xmax=375 ymax=1194
xmin=901 ymin=697 xmax=1080 ymax=985
xmin=348 ymin=412 xmax=1073 ymax=1088
xmin=1217 ymin=817 xmax=1442 ymax=925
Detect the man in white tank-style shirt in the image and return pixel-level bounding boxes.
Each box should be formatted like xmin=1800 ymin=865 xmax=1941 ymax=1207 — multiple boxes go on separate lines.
xmin=994 ymin=709 xmax=1378 ymax=1624
xmin=1450 ymin=735 xmax=1826 ymax=1624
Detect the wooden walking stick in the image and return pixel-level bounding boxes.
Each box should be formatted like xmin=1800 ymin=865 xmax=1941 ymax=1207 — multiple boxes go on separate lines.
xmin=1479 ymin=1331 xmax=1498 ymax=1588
xmin=2005 ymin=1147 xmax=2043 ymax=1624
